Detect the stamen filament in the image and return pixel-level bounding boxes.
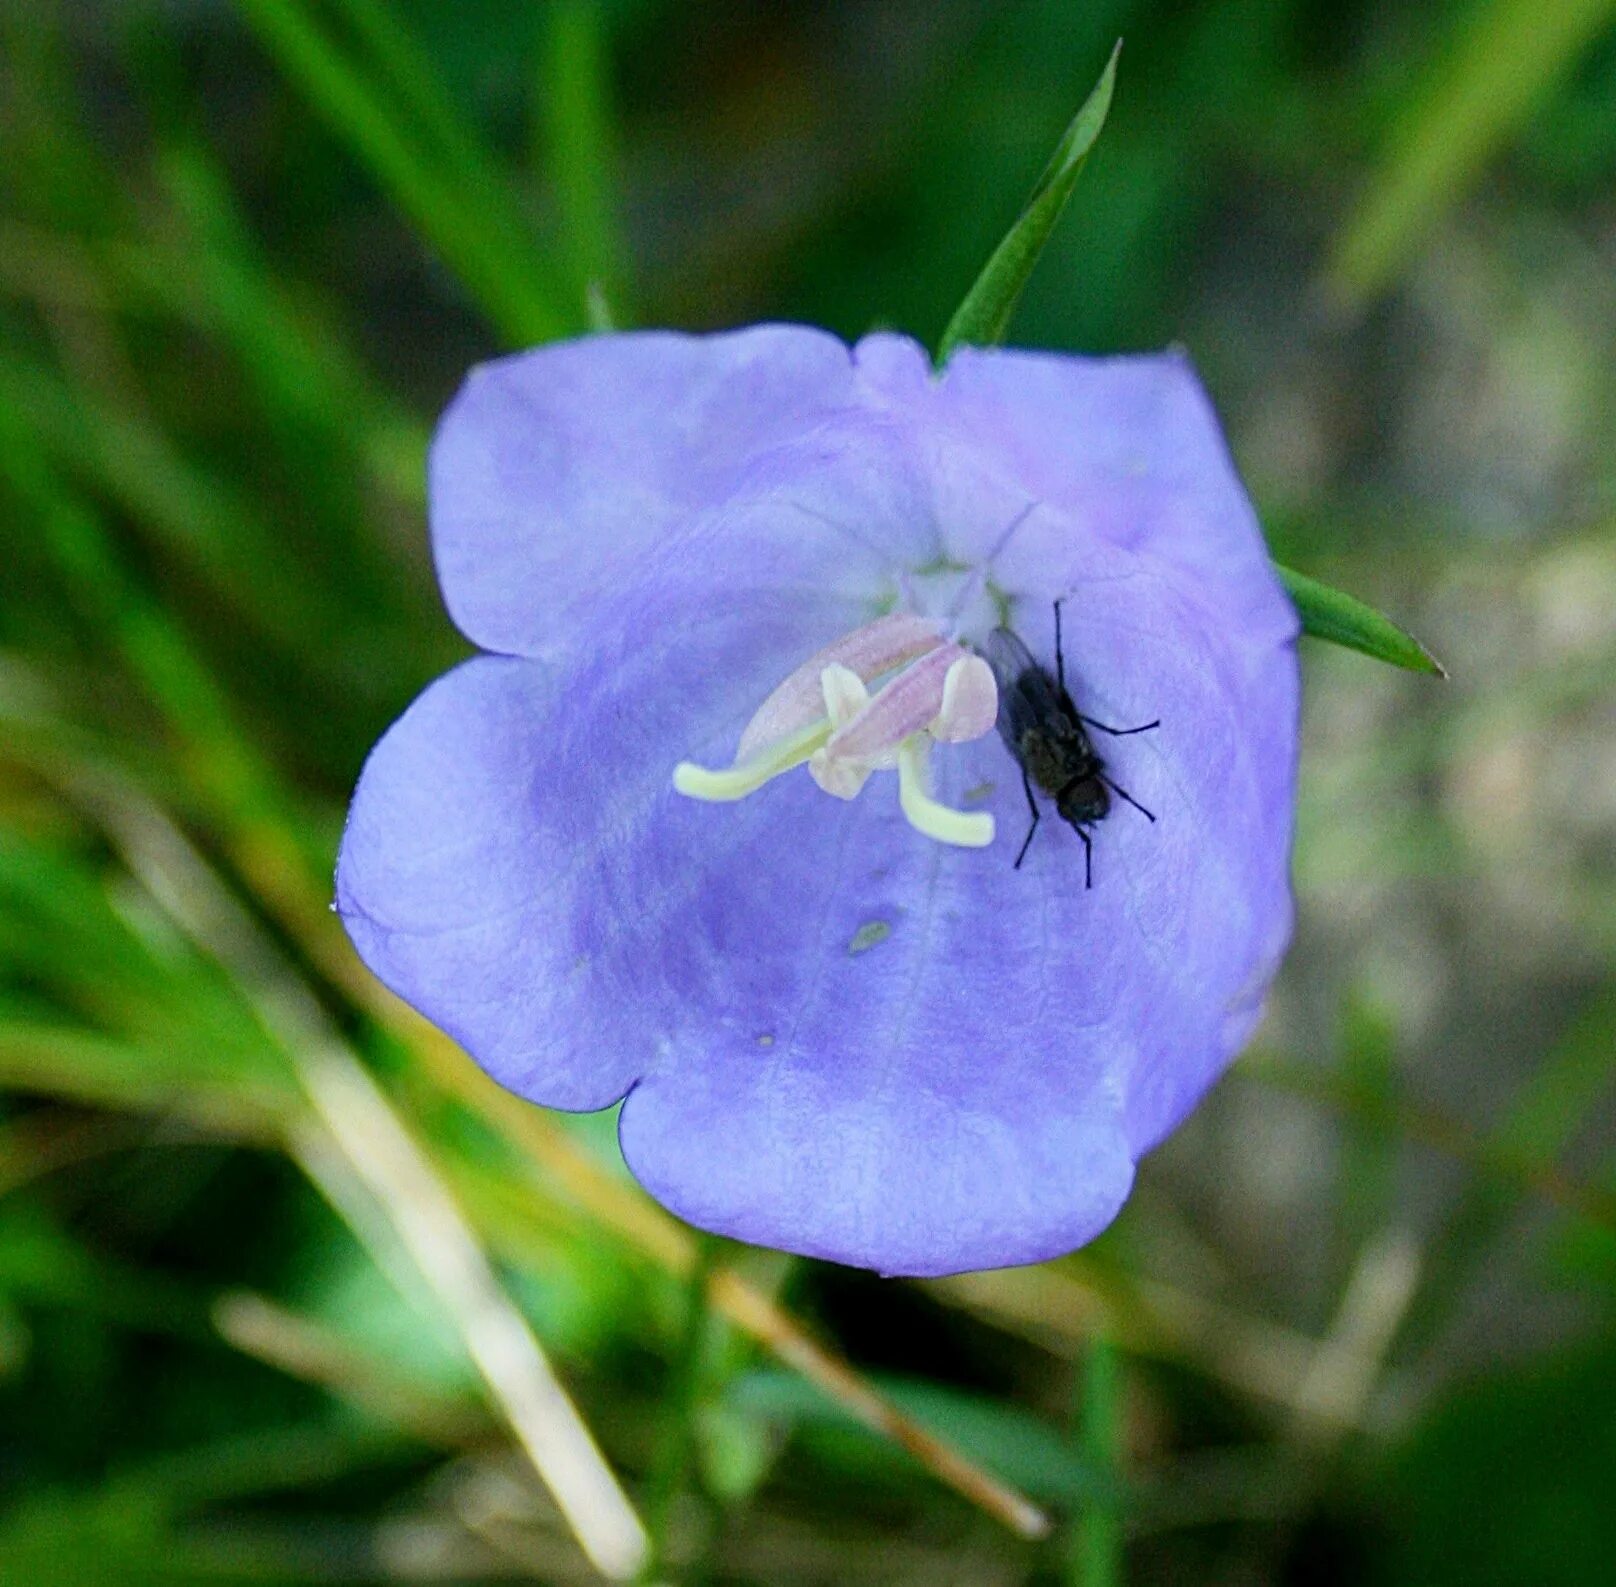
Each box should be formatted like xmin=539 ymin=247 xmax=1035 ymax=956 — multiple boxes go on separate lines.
xmin=673 ymin=718 xmax=831 ymax=802
xmin=896 ymin=737 xmax=995 ymax=849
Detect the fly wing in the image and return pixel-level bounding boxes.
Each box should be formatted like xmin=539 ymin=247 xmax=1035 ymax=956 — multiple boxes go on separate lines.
xmin=983 ymin=626 xmax=1066 ymax=749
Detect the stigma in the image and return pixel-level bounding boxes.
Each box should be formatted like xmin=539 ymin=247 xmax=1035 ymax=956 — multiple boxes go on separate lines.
xmin=673 ymin=614 xmax=998 ymax=848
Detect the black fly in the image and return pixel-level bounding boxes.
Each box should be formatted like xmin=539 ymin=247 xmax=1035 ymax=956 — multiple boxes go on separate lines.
xmin=983 ymin=599 xmax=1159 ymax=883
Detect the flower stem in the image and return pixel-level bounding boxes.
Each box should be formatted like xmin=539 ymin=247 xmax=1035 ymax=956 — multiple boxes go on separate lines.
xmin=1070 ymin=1332 xmax=1123 ymax=1587
xmin=640 ymin=1235 xmax=720 ymax=1582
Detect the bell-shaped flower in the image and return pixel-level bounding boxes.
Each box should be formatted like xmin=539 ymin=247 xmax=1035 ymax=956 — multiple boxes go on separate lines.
xmin=335 ymin=325 xmax=1299 ymax=1278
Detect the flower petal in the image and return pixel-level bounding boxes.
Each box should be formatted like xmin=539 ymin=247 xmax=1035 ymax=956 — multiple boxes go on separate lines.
xmin=335 ymin=561 xmax=879 ymax=1109
xmin=338 ymin=655 xmax=641 ymax=1110
xmin=431 ymin=326 xmax=934 ymax=657
xmin=346 ymin=324 xmax=1299 ymax=1276
xmin=854 ymin=335 xmax=1294 ymax=649
xmin=620 ymin=1047 xmax=1136 ymax=1278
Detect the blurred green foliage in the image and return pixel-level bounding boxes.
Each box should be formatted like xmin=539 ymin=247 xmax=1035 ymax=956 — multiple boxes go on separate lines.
xmin=2 ymin=1 xmax=1614 ymax=1583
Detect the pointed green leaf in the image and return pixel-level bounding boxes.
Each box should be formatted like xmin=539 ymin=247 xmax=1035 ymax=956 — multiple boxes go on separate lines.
xmin=1277 ymin=563 xmax=1446 ymax=676
xmin=936 ymin=41 xmax=1120 ymax=366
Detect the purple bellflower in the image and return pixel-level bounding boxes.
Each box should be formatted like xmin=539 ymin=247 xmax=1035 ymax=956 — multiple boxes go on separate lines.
xmin=336 ymin=325 xmax=1299 ymax=1278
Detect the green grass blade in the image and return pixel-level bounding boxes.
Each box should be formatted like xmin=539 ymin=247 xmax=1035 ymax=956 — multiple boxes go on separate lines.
xmin=731 ymin=1370 xmax=1112 ymax=1509
xmin=1277 ymin=563 xmax=1447 ymax=676
xmin=328 ymin=0 xmax=511 ymax=192
xmin=0 ymin=1025 xmax=290 ymax=1135
xmin=539 ymin=0 xmax=629 ymax=324
xmin=232 ymin=0 xmax=573 ymax=347
xmin=157 ymin=148 xmax=425 ymax=503
xmin=642 ymin=1236 xmax=718 ymax=1579
xmin=330 ymin=0 xmax=574 ymax=331
xmin=1324 ymin=0 xmax=1616 ymax=308
xmin=1396 ymin=990 xmax=1616 ymax=1355
xmin=0 ymin=401 xmax=317 ymax=874
xmin=1070 ymin=1333 xmax=1124 ymax=1587
xmin=937 ymin=41 xmax=1119 ymax=366
xmin=1330 ymin=994 xmax=1404 ymax=1285
xmin=1243 ymin=1036 xmax=1616 ymax=1238
xmin=0 ymin=354 xmax=361 ymax=666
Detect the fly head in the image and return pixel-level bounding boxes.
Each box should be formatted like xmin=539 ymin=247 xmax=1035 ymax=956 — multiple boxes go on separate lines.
xmin=1056 ymin=775 xmax=1110 ymax=828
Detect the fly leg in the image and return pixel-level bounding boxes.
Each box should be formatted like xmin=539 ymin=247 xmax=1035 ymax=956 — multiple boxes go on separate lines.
xmin=1053 ymin=597 xmax=1067 ymax=694
xmin=1013 ymin=768 xmax=1042 ymax=869
xmin=1057 ymin=599 xmax=1159 ymax=736
xmin=1080 ymin=714 xmax=1160 ymax=736
xmin=1100 ymin=774 xmax=1155 ymax=823
xmin=1077 ymin=824 xmax=1093 ymax=889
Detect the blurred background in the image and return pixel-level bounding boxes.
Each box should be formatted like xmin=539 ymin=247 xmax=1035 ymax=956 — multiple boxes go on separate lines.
xmin=2 ymin=1 xmax=1614 ymax=1582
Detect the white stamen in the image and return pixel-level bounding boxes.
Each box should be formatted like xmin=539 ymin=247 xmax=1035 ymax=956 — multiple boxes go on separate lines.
xmin=818 ymin=662 xmax=870 ymax=729
xmin=808 ymin=749 xmax=873 ymax=801
xmin=673 ymin=717 xmax=830 ymax=801
xmin=808 ymin=663 xmax=877 ymax=798
xmin=674 ymin=613 xmax=1000 ymax=853
xmin=896 ymin=737 xmax=995 ymax=849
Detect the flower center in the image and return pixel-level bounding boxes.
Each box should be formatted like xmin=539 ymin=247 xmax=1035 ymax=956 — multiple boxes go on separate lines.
xmin=673 ymin=613 xmax=999 ymax=848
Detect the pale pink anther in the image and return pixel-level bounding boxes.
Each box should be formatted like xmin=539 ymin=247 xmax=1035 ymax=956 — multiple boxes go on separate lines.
xmin=932 ymin=653 xmax=999 ymax=742
xmin=823 ymin=643 xmax=987 ymax=763
xmin=736 ymin=612 xmax=944 ymax=762
xmin=809 ymin=645 xmax=999 ymax=802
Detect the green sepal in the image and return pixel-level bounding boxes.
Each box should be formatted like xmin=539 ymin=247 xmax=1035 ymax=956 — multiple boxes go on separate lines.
xmin=1277 ymin=563 xmax=1446 ymax=676
xmin=935 ymin=41 xmax=1120 ymax=367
